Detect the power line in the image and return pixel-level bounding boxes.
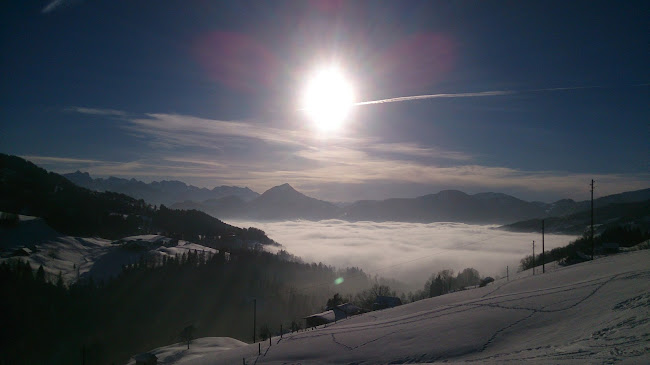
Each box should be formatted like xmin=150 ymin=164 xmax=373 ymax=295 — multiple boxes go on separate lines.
xmin=542 ymin=219 xmax=545 ymax=274
xmin=591 ymin=179 xmax=596 ymax=258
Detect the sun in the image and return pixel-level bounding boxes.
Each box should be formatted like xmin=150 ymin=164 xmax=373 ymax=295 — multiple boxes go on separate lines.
xmin=302 ymin=67 xmax=354 ymax=132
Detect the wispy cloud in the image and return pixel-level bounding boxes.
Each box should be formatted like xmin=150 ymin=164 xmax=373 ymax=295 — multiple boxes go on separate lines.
xmin=135 ymin=113 xmax=311 ymax=147
xmin=129 ymin=113 xmax=470 ymax=162
xmin=67 ymin=106 xmax=128 ymax=117
xmin=21 ymin=155 xmax=106 ymax=165
xmin=70 ymin=107 xmax=468 ymax=161
xmin=42 ymin=0 xmax=82 ymax=14
xmin=367 ymin=143 xmax=473 ymax=161
xmin=20 ymin=154 xmax=277 ymax=189
xmin=162 ymin=157 xmax=226 ymax=168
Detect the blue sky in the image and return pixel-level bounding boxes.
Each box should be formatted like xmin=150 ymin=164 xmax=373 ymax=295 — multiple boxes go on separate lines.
xmin=1 ymin=0 xmax=648 ymax=202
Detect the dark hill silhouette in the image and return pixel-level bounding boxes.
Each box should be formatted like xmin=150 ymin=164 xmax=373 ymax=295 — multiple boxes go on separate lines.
xmin=246 ymin=183 xmax=340 ymax=220
xmin=0 ymin=154 xmax=274 ymax=245
xmin=343 ymin=190 xmax=545 ymax=224
xmin=161 ymin=183 xmax=650 ymax=225
xmin=544 ymin=188 xmax=650 ymax=217
xmin=501 ymin=199 xmax=650 ymax=234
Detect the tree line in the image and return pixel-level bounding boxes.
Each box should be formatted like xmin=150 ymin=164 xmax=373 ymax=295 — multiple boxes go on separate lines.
xmin=519 ymin=225 xmax=649 ymax=271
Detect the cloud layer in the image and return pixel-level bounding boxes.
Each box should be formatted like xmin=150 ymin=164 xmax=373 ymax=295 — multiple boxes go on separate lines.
xmin=227 ymin=219 xmax=578 ymax=289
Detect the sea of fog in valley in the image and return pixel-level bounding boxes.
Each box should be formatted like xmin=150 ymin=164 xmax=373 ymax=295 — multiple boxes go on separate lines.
xmin=227 ymin=219 xmax=578 ymax=288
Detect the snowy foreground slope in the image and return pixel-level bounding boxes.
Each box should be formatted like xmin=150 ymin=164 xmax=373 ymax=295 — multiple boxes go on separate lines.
xmin=124 ymin=338 xmax=247 ymax=365
xmin=157 ymin=251 xmax=649 ymax=364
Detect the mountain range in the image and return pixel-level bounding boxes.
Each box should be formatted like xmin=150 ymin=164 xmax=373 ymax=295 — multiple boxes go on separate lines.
xmin=63 ymin=171 xmax=259 ymax=206
xmin=63 ymin=171 xmax=650 ymax=226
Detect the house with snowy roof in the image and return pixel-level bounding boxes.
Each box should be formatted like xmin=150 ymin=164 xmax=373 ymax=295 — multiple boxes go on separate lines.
xmin=304 ymin=303 xmax=363 ymax=328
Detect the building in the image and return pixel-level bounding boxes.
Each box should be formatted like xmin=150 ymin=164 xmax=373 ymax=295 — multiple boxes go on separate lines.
xmin=304 ymin=310 xmax=335 ymax=328
xmin=372 ymin=296 xmax=402 ymax=311
xmin=11 ymin=247 xmax=32 ymax=257
xmin=330 ymin=303 xmax=363 ymax=319
xmin=304 ymin=303 xmax=363 ymax=328
xmin=134 ymin=352 xmax=157 ymax=365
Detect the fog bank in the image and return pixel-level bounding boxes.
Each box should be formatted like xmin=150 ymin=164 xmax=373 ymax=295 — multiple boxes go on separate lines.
xmin=228 ymin=219 xmax=578 ymax=288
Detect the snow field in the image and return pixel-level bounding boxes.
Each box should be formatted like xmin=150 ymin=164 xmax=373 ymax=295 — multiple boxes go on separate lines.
xmin=174 ymin=250 xmax=649 ymax=364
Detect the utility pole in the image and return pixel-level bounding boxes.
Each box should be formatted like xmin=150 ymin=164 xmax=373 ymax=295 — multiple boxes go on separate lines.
xmin=542 ymin=220 xmax=545 ymax=274
xmin=507 ymin=266 xmax=509 ymax=282
xmin=253 ymin=299 xmax=257 ymax=343
xmin=591 ymin=179 xmax=595 ymax=260
xmin=532 ymin=240 xmax=535 ymax=275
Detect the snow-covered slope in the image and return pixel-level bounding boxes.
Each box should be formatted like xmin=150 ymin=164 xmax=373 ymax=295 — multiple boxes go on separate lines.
xmin=171 ymin=251 xmax=649 ymax=364
xmin=0 ymin=215 xmax=216 ymax=284
xmin=0 ymin=214 xmax=62 ymax=249
xmin=124 ymin=337 xmax=247 ymax=365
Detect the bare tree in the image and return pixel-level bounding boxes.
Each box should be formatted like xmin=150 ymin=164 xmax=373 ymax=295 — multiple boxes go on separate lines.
xmin=326 ymin=293 xmax=346 ymax=309
xmin=179 ymin=325 xmax=195 ymax=349
xmin=355 ymin=283 xmax=395 ymax=310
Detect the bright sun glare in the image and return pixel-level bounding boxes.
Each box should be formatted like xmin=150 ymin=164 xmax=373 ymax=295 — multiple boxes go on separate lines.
xmin=302 ymin=67 xmax=354 ymax=132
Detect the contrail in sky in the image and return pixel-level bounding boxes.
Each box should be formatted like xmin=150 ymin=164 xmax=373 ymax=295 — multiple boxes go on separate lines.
xmin=352 ymin=85 xmax=610 ymax=106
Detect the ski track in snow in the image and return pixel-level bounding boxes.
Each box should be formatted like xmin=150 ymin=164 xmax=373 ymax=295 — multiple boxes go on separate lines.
xmin=239 ymin=264 xmax=649 ymax=364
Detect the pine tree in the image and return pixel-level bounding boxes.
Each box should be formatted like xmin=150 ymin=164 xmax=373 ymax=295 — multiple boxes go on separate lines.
xmin=56 ymin=271 xmax=65 ymax=289
xmin=36 ymin=265 xmax=46 ymax=284
xmin=429 ymin=275 xmax=443 ymax=297
xmin=22 ymin=261 xmax=33 ymax=281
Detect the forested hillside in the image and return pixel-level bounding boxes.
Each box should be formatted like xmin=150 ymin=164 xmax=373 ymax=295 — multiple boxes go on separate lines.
xmin=0 ymin=247 xmax=373 ymax=364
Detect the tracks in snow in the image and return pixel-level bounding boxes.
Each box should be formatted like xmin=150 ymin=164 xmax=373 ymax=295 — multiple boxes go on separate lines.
xmin=254 ymin=268 xmax=649 ymax=364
